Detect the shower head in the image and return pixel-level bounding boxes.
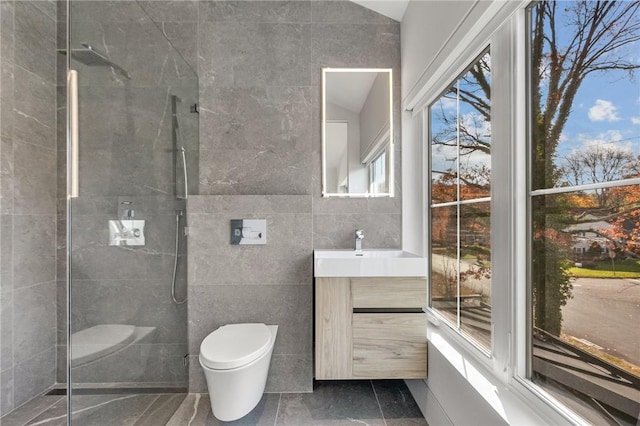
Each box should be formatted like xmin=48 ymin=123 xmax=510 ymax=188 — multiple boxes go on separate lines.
xmin=60 ymin=43 xmax=131 ymax=80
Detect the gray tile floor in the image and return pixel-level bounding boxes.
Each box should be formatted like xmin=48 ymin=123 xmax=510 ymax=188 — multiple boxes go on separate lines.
xmin=0 ymin=380 xmax=427 ymax=426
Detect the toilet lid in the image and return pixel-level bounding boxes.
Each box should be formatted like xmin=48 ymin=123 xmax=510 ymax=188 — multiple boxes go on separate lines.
xmin=199 ymin=323 xmax=272 ymax=370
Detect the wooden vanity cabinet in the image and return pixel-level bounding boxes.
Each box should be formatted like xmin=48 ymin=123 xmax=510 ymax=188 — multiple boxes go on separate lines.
xmin=315 ymin=277 xmax=427 ymax=380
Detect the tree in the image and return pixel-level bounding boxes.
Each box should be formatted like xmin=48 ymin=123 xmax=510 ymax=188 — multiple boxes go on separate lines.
xmin=530 ymin=1 xmax=640 ymax=336
xmin=430 ymin=1 xmax=640 ymax=336
xmin=559 ymin=143 xmax=640 ymax=207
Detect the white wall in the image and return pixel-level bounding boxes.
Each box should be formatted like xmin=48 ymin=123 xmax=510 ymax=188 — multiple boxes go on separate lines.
xmin=327 ymin=103 xmax=368 ymax=193
xmin=360 ymin=72 xmax=390 ymax=161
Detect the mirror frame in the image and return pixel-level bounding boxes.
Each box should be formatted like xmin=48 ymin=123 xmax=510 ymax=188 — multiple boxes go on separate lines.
xmin=321 ymin=67 xmax=394 ymax=198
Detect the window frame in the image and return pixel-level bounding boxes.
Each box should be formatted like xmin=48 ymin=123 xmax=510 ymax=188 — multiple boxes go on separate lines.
xmin=413 ymin=1 xmax=608 ymax=424
xmin=427 ymin=46 xmax=494 ymax=355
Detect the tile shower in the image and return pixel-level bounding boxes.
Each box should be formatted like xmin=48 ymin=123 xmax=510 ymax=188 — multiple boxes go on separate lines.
xmin=0 ymin=0 xmax=404 ymax=423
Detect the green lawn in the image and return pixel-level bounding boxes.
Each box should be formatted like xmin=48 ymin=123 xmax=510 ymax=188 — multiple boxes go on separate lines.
xmin=569 ymin=259 xmax=640 ymax=278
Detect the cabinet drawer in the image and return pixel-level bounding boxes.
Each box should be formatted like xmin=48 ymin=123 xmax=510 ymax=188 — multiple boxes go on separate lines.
xmin=351 ymin=278 xmax=426 ymax=309
xmin=352 ymin=313 xmax=427 ymax=379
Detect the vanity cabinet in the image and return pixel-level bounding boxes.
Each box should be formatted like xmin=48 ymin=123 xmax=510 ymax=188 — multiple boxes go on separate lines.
xmin=315 ymin=277 xmax=427 ymax=380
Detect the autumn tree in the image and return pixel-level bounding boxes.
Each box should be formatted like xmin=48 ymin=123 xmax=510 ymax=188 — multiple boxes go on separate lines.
xmin=530 ymin=1 xmax=640 ymax=336
xmin=430 ymin=1 xmax=640 ymax=336
xmin=559 ymin=143 xmax=640 ymax=207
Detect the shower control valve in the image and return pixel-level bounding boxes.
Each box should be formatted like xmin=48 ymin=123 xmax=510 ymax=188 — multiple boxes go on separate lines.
xmin=109 ymin=219 xmax=146 ymax=246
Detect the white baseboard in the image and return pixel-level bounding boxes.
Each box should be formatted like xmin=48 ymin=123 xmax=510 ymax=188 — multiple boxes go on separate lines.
xmin=404 ymin=379 xmax=453 ymax=426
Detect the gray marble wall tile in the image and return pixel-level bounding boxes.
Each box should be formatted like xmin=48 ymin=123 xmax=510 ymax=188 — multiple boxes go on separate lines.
xmin=70 ymin=343 xmax=187 ymax=385
xmin=1 ymin=0 xmax=58 ymax=417
xmin=70 ymin=279 xmax=187 ymax=344
xmin=13 ymin=215 xmax=56 ymax=288
xmin=0 ymin=1 xmax=15 ymax=62
xmin=0 ymin=136 xmax=15 ymax=215
xmin=13 ymin=282 xmax=56 ymax=364
xmin=56 ymin=280 xmax=66 ymax=345
xmin=199 ymin=86 xmax=312 ymax=152
xmin=187 ymin=284 xmax=312 ymax=355
xmin=70 ymin=1 xmax=151 ymax=24
xmin=69 ymin=21 xmax=195 ymax=88
xmin=1 ymin=137 xmax=15 ymax=215
xmin=0 ymin=367 xmax=14 ymax=416
xmin=188 ymin=213 xmax=312 ymax=285
xmin=56 ymin=217 xmax=66 ymax=282
xmin=199 ymin=1 xmax=311 ymax=24
xmin=0 ymin=290 xmax=12 ymax=371
xmin=0 ymin=60 xmax=13 ymax=140
xmin=13 ymin=346 xmax=56 ymax=409
xmin=189 ymin=195 xmax=312 ymax=215
xmin=190 ymin=1 xmax=402 ymax=399
xmin=310 ymin=22 xmax=400 ymax=83
xmin=13 ymin=1 xmax=56 ymax=84
xmin=13 ymin=142 xmax=56 ymax=215
xmin=30 ymin=1 xmax=57 ymax=22
xmin=0 ymin=215 xmax=12 ymax=293
xmin=199 ymin=148 xmax=312 ymax=195
xmin=311 ymin=0 xmax=398 ymax=24
xmin=156 ymin=22 xmax=198 ymax=72
xmin=188 ymin=355 xmax=206 ymax=393
xmin=198 ymin=22 xmax=310 ymax=88
xmin=266 ymin=354 xmax=312 ymax=393
xmin=138 ymin=1 xmax=198 ymax=24
xmin=313 ymin=213 xmax=401 ymax=249
xmin=56 ymin=344 xmax=65 ymax=384
xmin=13 ymin=69 xmax=56 ymax=150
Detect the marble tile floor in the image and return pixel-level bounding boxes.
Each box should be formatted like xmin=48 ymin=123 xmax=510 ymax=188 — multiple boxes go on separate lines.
xmin=167 ymin=380 xmax=427 ymax=426
xmin=0 ymin=380 xmax=427 ymax=426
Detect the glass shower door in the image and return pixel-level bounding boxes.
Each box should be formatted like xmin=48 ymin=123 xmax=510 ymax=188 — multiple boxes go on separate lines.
xmin=65 ymin=1 xmax=198 ymax=422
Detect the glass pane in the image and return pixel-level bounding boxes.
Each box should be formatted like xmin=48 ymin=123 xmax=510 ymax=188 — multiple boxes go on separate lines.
xmin=431 ymin=205 xmax=459 ymax=325
xmin=458 ymin=53 xmax=491 ymax=200
xmin=430 ymin=88 xmax=458 ymax=205
xmin=531 ymin=187 xmax=640 ymax=424
xmin=530 ymin=2 xmax=640 ymax=192
xmin=67 ymin=0 xmax=198 ymax=421
xmin=460 ymin=202 xmax=491 ymax=349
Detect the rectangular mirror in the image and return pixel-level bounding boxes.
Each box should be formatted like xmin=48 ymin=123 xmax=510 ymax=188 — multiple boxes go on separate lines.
xmin=322 ymin=68 xmax=394 ymax=197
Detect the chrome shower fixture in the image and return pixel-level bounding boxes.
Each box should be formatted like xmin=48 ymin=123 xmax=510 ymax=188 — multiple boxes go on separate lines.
xmin=60 ymin=43 xmax=131 ymax=80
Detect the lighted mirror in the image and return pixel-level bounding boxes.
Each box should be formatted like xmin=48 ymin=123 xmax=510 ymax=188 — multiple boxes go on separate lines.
xmin=322 ymin=68 xmax=393 ymax=197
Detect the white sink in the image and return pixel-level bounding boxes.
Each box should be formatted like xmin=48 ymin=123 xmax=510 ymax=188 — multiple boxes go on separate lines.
xmin=314 ymin=249 xmax=427 ymax=277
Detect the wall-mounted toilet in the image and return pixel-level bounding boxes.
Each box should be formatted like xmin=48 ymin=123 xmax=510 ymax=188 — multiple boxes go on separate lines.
xmin=199 ymin=323 xmax=278 ymax=421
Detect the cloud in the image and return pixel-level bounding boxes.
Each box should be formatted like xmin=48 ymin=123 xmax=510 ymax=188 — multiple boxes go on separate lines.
xmin=632 ymin=116 xmax=640 ymax=125
xmin=587 ymin=99 xmax=621 ymax=122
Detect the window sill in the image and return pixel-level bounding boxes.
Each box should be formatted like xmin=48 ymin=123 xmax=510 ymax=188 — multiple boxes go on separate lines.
xmin=425 ymin=326 xmax=578 ymax=426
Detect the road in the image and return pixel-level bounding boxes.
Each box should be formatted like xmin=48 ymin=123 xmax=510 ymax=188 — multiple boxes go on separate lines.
xmin=562 ymin=277 xmax=640 ymax=367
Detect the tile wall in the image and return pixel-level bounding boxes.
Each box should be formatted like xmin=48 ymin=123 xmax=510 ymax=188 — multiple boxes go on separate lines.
xmin=0 ymin=0 xmax=58 ymax=416
xmin=178 ymin=0 xmax=402 ymax=393
xmin=54 ymin=1 xmax=199 ymax=387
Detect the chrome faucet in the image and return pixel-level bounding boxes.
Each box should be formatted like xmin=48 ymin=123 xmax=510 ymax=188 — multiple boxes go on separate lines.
xmin=355 ymin=229 xmax=364 ymax=256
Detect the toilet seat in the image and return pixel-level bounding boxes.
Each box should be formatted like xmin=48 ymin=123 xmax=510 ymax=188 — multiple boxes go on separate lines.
xmin=200 ymin=323 xmax=272 ymax=370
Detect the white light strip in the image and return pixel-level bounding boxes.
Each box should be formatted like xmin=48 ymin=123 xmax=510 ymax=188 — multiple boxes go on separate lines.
xmin=67 ymin=70 xmax=79 ymax=199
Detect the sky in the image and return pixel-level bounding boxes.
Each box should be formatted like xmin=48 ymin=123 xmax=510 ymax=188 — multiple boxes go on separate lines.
xmin=430 ymin=3 xmax=640 ymax=195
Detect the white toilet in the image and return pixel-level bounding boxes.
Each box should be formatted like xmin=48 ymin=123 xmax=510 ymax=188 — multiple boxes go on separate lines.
xmin=199 ymin=323 xmax=278 ymax=421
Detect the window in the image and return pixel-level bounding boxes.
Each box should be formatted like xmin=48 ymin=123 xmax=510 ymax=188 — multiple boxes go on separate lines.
xmin=429 ymin=50 xmax=492 ymax=351
xmin=527 ymin=2 xmax=640 ymax=424
xmin=369 ymin=150 xmax=387 ymax=194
